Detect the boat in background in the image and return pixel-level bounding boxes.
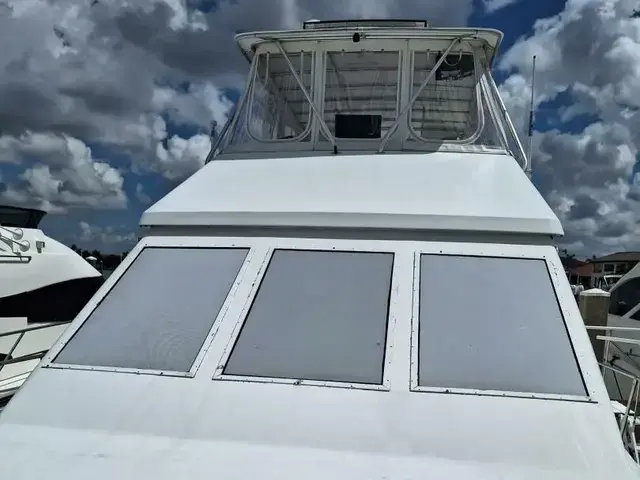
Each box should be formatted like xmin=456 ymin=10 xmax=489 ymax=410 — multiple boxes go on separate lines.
xmin=0 ymin=205 xmax=103 ymax=404
xmin=0 ymin=19 xmax=638 ymax=479
xmin=596 ymin=263 xmax=640 ymax=404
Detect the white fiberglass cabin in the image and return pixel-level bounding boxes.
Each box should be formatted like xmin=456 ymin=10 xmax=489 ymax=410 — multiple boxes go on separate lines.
xmin=0 ymin=20 xmax=638 ymax=479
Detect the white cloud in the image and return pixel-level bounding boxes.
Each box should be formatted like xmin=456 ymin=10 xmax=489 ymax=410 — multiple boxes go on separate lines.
xmin=135 ymin=183 xmax=152 ymax=204
xmin=152 ymin=83 xmax=234 ymax=130
xmin=483 ymin=0 xmax=520 ymax=13
xmin=0 ymin=132 xmax=127 ymax=212
xmin=79 ymin=220 xmax=136 ymax=246
xmin=155 ymin=133 xmax=212 ymax=180
xmin=499 ymin=0 xmax=640 ymax=256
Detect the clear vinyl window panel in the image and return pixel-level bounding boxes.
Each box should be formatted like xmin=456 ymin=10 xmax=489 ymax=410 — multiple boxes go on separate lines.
xmin=54 ymin=247 xmax=249 ymax=372
xmin=224 ymin=249 xmax=394 ymax=384
xmin=417 ymin=255 xmax=586 ymax=396
xmin=322 ymin=51 xmax=400 ymax=140
xmin=410 ymin=52 xmax=478 ymax=142
xmin=242 ymin=51 xmax=313 ymax=142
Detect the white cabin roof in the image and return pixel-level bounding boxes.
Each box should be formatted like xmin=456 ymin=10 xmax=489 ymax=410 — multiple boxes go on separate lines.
xmin=235 ymin=26 xmax=504 ymax=65
xmin=141 ymin=152 xmax=563 ymax=237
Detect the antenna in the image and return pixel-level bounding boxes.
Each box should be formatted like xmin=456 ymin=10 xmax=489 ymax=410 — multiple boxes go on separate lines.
xmin=210 ymin=120 xmax=218 ymax=141
xmin=526 ymin=55 xmax=536 ymax=177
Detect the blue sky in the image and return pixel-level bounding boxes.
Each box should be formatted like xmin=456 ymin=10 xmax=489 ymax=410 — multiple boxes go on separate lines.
xmin=1 ymin=0 xmax=639 ymax=257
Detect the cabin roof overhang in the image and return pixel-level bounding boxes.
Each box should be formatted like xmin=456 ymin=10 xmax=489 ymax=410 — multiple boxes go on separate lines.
xmin=235 ymin=26 xmax=504 ymax=66
xmin=140 ymin=152 xmax=563 ymax=237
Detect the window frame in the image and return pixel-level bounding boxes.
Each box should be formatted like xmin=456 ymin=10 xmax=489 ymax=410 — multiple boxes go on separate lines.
xmin=38 ymin=237 xmax=597 ymax=402
xmin=317 ymin=46 xmax=403 ymax=148
xmin=408 ymin=243 xmax=592 ymax=403
xmin=245 ymin=49 xmax=315 ymax=143
xmin=42 ymin=237 xmax=255 ymax=378
xmin=213 ymin=244 xmax=399 ymax=391
xmin=405 ymin=46 xmax=484 ymax=146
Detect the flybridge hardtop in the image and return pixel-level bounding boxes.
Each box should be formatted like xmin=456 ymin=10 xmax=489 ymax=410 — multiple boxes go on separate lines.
xmin=1 ymin=20 xmax=639 ymax=480
xmin=234 ymin=21 xmax=504 ymax=64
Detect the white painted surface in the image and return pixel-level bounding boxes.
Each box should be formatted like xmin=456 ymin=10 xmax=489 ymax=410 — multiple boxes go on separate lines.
xmin=0 ymin=379 xmax=636 ymax=480
xmin=0 ymin=229 xmax=100 ymax=299
xmin=141 ymin=153 xmax=563 ymax=236
xmin=235 ymin=26 xmax=504 ymax=64
xmin=0 ymin=237 xmax=638 ymax=478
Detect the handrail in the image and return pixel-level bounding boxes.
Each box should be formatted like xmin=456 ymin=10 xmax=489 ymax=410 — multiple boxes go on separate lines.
xmin=204 ymin=104 xmax=236 ymax=164
xmin=0 ymin=321 xmax=71 ymax=375
xmin=586 ymin=326 xmax=640 ymax=332
xmin=0 ymin=321 xmax=70 ymax=339
xmin=595 ymin=332 xmax=640 ymax=464
xmin=205 ymin=57 xmax=260 ymax=163
xmin=0 ymin=350 xmax=49 ymax=368
xmin=597 ymin=335 xmax=640 ymax=347
xmin=483 ymin=61 xmax=529 ymax=173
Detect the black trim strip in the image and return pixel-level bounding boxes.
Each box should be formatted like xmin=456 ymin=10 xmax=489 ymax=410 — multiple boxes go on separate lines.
xmin=0 ymin=276 xmax=104 ymax=323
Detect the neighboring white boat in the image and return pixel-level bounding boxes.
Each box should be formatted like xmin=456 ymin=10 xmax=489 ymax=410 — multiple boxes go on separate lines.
xmin=0 ymin=19 xmax=638 ymax=479
xmin=598 ymin=263 xmax=640 ymax=403
xmin=0 ymin=205 xmax=103 ymax=402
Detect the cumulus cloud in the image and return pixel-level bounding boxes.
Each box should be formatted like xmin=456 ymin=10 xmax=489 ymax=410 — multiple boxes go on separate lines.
xmin=0 ymin=132 xmax=127 ymax=212
xmin=483 ymin=0 xmax=521 ymax=13
xmin=499 ymin=0 xmax=640 ymax=256
xmin=79 ymin=220 xmax=137 ymax=247
xmin=0 ymin=0 xmax=232 ymax=190
xmin=135 ymin=183 xmax=152 ymax=204
xmin=154 ymin=133 xmax=211 ymax=180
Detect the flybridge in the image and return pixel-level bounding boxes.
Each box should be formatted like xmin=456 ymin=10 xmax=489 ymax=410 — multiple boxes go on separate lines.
xmin=208 ymin=22 xmax=529 ymax=174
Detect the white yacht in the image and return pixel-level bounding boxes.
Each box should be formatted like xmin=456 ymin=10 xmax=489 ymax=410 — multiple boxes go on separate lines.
xmin=0 ymin=205 xmax=103 ymax=403
xmin=0 ymin=19 xmax=638 ymax=479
